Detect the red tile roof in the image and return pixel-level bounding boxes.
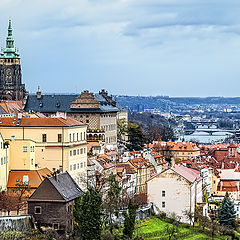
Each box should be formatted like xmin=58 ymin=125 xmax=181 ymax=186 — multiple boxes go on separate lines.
xmin=7 ymin=168 xmax=52 ymax=189
xmin=0 ymin=116 xmax=84 ymax=127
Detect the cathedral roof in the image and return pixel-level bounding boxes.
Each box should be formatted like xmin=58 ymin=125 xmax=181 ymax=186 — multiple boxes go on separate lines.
xmin=1 ymin=20 xmax=20 ymax=59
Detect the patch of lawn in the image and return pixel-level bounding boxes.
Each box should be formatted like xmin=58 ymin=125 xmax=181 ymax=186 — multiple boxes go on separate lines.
xmin=133 ymin=217 xmax=228 ymax=240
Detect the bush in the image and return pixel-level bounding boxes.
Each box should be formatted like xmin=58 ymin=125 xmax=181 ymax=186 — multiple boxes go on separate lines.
xmin=157 ymin=211 xmax=166 ymax=219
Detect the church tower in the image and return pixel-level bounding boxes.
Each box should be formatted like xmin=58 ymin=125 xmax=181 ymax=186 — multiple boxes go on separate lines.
xmin=0 ymin=20 xmax=27 ymax=101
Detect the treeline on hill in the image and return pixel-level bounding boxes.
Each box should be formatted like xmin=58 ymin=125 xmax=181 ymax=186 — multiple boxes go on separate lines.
xmin=127 ymin=112 xmax=176 ymax=146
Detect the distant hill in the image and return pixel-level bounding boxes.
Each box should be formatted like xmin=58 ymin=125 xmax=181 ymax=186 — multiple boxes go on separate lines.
xmin=115 ymin=95 xmax=240 ymax=112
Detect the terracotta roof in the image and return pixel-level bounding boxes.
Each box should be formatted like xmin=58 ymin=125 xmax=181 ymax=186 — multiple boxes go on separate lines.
xmin=0 ymin=116 xmax=85 ymax=127
xmin=7 ymin=168 xmax=52 ymax=189
xmin=229 ymin=142 xmax=237 ymax=148
xmin=129 ymin=158 xmax=150 ymax=168
xmin=87 ymin=142 xmax=100 ymax=152
xmin=217 ymin=180 xmax=240 ymax=192
xmin=117 ymin=163 xmax=136 ymax=174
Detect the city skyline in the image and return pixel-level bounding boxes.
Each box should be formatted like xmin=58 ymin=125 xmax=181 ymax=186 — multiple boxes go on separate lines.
xmin=0 ymin=0 xmax=240 ymax=97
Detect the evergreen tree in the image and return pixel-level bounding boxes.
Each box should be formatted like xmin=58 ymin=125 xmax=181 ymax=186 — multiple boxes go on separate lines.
xmin=123 ymin=200 xmax=138 ymax=239
xmin=219 ymin=192 xmax=236 ymax=227
xmin=74 ymin=187 xmax=102 ymax=240
xmin=127 ymin=122 xmax=146 ymax=151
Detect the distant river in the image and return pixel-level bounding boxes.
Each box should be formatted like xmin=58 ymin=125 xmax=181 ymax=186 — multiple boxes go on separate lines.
xmin=183 ymin=125 xmax=234 ymax=144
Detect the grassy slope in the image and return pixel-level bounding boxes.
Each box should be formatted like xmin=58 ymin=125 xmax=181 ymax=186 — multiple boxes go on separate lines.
xmin=134 ymin=217 xmax=227 ymax=240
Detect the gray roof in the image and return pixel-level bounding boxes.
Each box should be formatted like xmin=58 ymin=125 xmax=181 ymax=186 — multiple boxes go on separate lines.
xmin=25 ymin=94 xmax=120 ymax=113
xmin=48 ymin=172 xmax=83 ymax=202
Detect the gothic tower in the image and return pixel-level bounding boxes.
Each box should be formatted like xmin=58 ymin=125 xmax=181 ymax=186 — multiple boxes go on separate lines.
xmin=0 ymin=20 xmax=27 ymax=101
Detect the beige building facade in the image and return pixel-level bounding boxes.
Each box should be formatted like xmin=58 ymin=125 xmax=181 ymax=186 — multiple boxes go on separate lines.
xmin=0 ymin=117 xmax=88 ymax=189
xmin=0 ymin=134 xmax=8 ymax=190
xmin=147 ymin=165 xmax=204 ymax=224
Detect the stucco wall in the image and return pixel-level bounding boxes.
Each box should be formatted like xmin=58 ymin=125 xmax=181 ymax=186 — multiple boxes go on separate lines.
xmin=147 ymin=169 xmax=194 ymax=223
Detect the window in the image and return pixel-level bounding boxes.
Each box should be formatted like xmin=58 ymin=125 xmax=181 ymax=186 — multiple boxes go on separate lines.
xmin=73 ymin=150 xmax=76 ymax=156
xmin=77 ymin=149 xmax=79 ymax=155
xmin=162 ymin=202 xmax=165 ymax=208
xmin=73 ymin=133 xmax=75 ymax=142
xmin=70 ymin=150 xmax=72 ymax=156
xmin=86 ymin=120 xmax=89 ymax=123
xmin=69 ymin=134 xmax=71 ymax=142
xmin=23 ymin=175 xmax=29 ymax=185
xmin=53 ymin=223 xmax=59 ymax=230
xmin=35 ymin=206 xmax=41 ymax=214
xmin=42 ymin=134 xmax=47 ymax=142
xmin=80 ymin=149 xmax=83 ymax=154
xmin=162 ymin=190 xmax=165 ymax=197
xmin=31 ymin=159 xmax=34 ymax=165
xmin=58 ymin=134 xmax=62 ymax=142
xmin=70 ymin=165 xmax=72 ymax=171
xmin=73 ymin=164 xmax=76 ymax=170
xmin=81 ymin=132 xmax=82 ymax=141
xmin=77 ymin=133 xmax=79 ymax=141
xmin=23 ymin=146 xmax=27 ymax=152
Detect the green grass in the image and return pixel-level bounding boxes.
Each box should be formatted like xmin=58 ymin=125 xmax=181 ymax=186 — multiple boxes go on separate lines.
xmin=133 ymin=217 xmax=228 ymax=240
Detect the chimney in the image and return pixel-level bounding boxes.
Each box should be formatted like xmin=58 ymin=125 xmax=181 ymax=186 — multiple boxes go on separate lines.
xmin=237 ymin=182 xmax=239 ymax=191
xmin=36 ymin=86 xmax=42 ymax=99
xmin=220 ymin=181 xmax=223 ymax=191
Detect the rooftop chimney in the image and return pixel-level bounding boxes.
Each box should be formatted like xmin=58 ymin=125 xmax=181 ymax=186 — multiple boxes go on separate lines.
xmin=36 ymin=86 xmax=42 ymax=99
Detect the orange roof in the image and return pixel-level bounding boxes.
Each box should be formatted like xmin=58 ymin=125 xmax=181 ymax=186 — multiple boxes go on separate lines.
xmin=117 ymin=163 xmax=136 ymax=174
xmin=7 ymin=168 xmax=52 ymax=189
xmin=151 ymin=141 xmax=200 ymax=152
xmin=0 ymin=116 xmax=85 ymax=127
xmin=217 ymin=180 xmax=240 ymax=192
xmin=129 ymin=158 xmax=151 ymax=168
xmin=87 ymin=142 xmax=100 ymax=152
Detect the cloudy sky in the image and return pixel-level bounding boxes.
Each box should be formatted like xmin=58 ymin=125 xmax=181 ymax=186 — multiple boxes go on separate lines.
xmin=1 ymin=0 xmax=240 ymax=97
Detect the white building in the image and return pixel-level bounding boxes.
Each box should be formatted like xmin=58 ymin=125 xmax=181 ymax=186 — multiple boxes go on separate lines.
xmin=147 ymin=165 xmax=206 ymax=224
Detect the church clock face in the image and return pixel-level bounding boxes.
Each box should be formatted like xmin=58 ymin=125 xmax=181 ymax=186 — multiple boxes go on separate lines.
xmin=5 ymin=68 xmax=13 ymax=83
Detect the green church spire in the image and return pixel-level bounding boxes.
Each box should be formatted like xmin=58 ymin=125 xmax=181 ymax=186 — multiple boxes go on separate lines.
xmin=1 ymin=19 xmax=20 ymax=59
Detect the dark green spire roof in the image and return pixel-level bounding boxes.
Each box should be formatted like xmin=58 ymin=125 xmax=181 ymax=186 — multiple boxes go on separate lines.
xmin=1 ymin=19 xmax=20 ymax=59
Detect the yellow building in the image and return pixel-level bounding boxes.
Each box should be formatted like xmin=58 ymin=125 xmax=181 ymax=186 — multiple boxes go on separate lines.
xmin=126 ymin=158 xmax=155 ymax=195
xmin=0 ymin=117 xmax=88 ymax=189
xmin=0 ymin=134 xmax=8 ymax=190
xmin=8 ymin=139 xmax=36 ymax=171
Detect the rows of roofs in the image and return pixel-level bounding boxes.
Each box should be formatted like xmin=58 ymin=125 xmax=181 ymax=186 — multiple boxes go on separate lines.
xmin=148 ymin=141 xmax=200 ymax=152
xmin=24 ymin=89 xmax=121 ymax=113
xmin=0 ymin=116 xmax=85 ymax=127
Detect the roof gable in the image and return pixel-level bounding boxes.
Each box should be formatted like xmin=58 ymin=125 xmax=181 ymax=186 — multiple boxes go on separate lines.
xmin=28 ymin=178 xmax=64 ymax=201
xmin=28 ymin=172 xmax=83 ymax=202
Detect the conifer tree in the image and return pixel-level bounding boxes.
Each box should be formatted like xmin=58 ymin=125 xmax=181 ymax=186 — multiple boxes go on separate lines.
xmin=74 ymin=187 xmax=102 ymax=240
xmin=123 ymin=200 xmax=138 ymax=239
xmin=219 ymin=192 xmax=236 ymax=227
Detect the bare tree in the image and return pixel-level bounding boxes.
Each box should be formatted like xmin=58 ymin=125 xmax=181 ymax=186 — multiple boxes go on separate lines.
xmin=183 ymin=209 xmax=195 ymax=227
xmin=12 ymin=181 xmax=31 ymax=214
